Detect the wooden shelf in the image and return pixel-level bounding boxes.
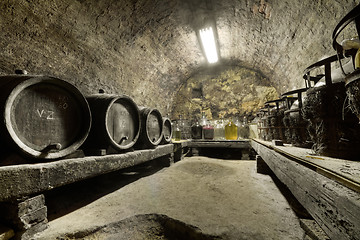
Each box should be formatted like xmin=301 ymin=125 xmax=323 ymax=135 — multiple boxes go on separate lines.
xmin=187 ymin=140 xmax=251 ymax=149
xmin=253 ymin=139 xmax=360 ymax=192
xmin=251 ymin=139 xmax=360 ymax=239
xmin=0 ymin=144 xmax=174 ymax=202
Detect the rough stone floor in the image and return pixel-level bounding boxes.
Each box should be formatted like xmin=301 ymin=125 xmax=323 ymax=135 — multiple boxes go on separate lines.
xmin=33 ymin=156 xmax=306 ymax=240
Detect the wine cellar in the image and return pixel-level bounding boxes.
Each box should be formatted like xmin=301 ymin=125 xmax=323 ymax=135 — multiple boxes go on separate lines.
xmin=0 ymin=1 xmax=360 ymax=239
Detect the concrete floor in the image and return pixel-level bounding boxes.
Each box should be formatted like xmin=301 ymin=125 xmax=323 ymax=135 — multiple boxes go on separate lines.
xmin=33 ymin=156 xmax=306 ymax=239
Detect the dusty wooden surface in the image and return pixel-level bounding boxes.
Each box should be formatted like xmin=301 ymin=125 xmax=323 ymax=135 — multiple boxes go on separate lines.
xmin=0 ymin=144 xmax=174 ymax=202
xmin=187 ymin=140 xmax=251 ymax=149
xmin=251 ymin=139 xmax=360 ymax=240
xmin=254 ymin=139 xmax=360 ymax=192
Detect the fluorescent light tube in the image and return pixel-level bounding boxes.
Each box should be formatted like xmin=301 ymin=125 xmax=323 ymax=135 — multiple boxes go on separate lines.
xmin=199 ymin=27 xmax=219 ymax=64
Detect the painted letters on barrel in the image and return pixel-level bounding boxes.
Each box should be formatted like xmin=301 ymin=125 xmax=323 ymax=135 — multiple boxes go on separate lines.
xmin=83 ymin=94 xmax=141 ymax=152
xmin=0 ymin=75 xmax=92 ymax=159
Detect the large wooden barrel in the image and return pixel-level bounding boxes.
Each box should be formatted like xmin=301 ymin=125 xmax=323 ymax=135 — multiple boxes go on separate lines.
xmin=161 ymin=117 xmax=173 ymax=144
xmin=83 ymin=94 xmax=141 ymax=152
xmin=136 ymin=107 xmax=164 ymax=148
xmin=0 ymin=75 xmax=91 ymax=159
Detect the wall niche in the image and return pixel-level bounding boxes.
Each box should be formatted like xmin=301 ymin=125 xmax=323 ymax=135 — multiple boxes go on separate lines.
xmin=171 ymin=65 xmax=279 ymax=121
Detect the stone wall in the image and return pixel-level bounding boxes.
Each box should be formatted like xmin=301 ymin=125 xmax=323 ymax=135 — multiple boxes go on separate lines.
xmin=0 ymin=0 xmax=358 ymax=117
xmin=0 ymin=0 xmax=197 ymax=115
xmin=171 ymin=65 xmax=278 ymax=121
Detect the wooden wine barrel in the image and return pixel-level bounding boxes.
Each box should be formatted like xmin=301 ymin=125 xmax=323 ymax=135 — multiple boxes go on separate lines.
xmin=136 ymin=107 xmax=164 ymax=148
xmin=83 ymin=94 xmax=141 ymax=152
xmin=161 ymin=117 xmax=173 ymax=144
xmin=0 ymin=74 xmax=92 ymax=159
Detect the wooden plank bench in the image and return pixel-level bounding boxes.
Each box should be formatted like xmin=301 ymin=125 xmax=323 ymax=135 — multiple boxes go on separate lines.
xmin=251 ymin=139 xmax=360 ymax=239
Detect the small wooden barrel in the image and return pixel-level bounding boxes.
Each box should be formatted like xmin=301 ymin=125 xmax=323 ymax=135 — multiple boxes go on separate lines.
xmin=0 ymin=75 xmax=91 ymax=159
xmin=161 ymin=117 xmax=173 ymax=144
xmin=84 ymin=94 xmax=141 ymax=152
xmin=136 ymin=107 xmax=164 ymax=148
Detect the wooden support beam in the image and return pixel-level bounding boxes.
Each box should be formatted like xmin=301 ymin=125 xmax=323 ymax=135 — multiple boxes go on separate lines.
xmin=0 ymin=144 xmax=174 ymax=202
xmin=256 ymin=155 xmax=271 ymax=174
xmin=187 ymin=140 xmax=250 ymax=149
xmin=0 ymin=195 xmax=47 ymax=240
xmin=172 ymin=141 xmax=190 ymax=162
xmin=251 ymin=140 xmax=360 ymax=239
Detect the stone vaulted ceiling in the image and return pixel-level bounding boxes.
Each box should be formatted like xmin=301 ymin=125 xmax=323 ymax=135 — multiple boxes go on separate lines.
xmin=0 ymin=0 xmax=358 ymax=116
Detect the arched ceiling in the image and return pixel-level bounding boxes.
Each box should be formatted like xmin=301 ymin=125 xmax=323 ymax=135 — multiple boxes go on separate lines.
xmin=0 ymin=0 xmax=358 ymax=115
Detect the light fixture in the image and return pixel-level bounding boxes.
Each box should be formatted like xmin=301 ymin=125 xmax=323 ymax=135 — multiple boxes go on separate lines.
xmin=199 ymin=27 xmax=218 ymax=64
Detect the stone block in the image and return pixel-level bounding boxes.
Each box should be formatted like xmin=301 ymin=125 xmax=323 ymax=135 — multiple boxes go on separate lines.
xmin=0 ymin=195 xmax=47 ymax=231
xmin=18 ymin=195 xmax=45 ymax=217
xmin=14 ymin=220 xmax=48 ymax=240
xmin=19 ymin=206 xmax=47 ymax=230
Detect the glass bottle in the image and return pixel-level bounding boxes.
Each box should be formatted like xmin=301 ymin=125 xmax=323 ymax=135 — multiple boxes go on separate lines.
xmin=203 ymin=121 xmax=214 ymax=140
xmin=173 ymin=120 xmax=181 ymax=141
xmin=214 ymin=119 xmax=225 ymax=140
xmin=199 ymin=111 xmax=208 ymax=127
xmin=225 ymin=119 xmax=238 ymax=140
xmin=191 ymin=120 xmax=203 ymax=139
xmin=241 ymin=116 xmax=250 ymax=139
xmin=234 ymin=117 xmax=241 ymax=140
xmin=199 ymin=111 xmax=208 ymax=139
xmin=178 ymin=114 xmax=183 ymax=133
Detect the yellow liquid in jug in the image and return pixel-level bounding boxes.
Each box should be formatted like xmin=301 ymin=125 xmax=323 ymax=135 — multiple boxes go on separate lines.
xmin=174 ymin=130 xmax=181 ymax=141
xmin=225 ymin=121 xmax=238 ymax=140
